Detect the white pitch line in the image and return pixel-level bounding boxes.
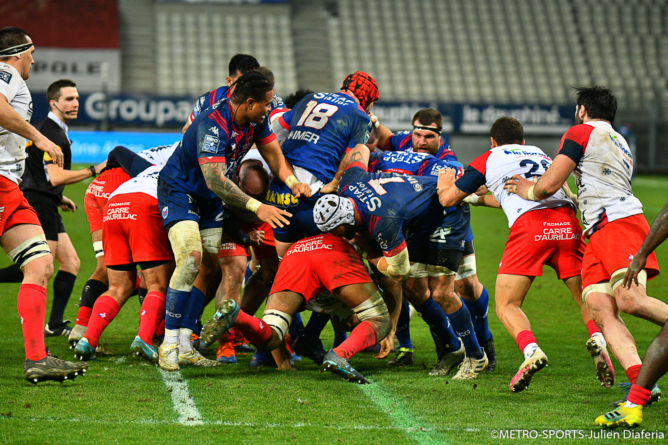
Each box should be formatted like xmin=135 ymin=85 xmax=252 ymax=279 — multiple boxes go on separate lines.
xmin=358 ymin=381 xmax=449 ymax=445
xmin=159 ymin=368 xmax=203 ymax=426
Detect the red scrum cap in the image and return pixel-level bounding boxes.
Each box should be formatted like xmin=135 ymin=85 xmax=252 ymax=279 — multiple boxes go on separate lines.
xmin=341 ymin=71 xmax=379 ymax=110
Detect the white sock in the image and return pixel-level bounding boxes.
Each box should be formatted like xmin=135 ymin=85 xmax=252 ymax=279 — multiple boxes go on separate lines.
xmin=523 ymin=342 xmax=539 ymax=360
xmin=164 ymin=329 xmax=180 ymax=345
xmin=624 ymin=401 xmax=638 ymax=409
xmin=179 ymin=328 xmax=193 ymax=352
xmin=592 ymin=332 xmax=607 ymax=348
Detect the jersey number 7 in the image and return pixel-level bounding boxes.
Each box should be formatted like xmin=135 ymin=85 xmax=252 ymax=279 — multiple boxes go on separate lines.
xmin=296 ymin=101 xmax=339 ymax=129
xmin=368 ymin=177 xmax=405 ymax=195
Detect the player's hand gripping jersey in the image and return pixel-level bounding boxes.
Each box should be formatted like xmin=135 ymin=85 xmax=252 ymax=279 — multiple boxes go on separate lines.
xmin=383 ymin=131 xmax=457 ymax=162
xmin=557 ymin=121 xmax=643 ymax=236
xmin=369 ymin=150 xmax=463 ymax=178
xmin=456 ymin=145 xmax=573 ymax=228
xmin=0 ymin=62 xmax=33 ymax=183
xmin=339 ymin=164 xmax=469 ymax=259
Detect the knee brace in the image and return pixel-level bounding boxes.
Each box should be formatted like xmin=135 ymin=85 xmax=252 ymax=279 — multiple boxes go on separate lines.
xmin=353 ymin=290 xmax=389 ymax=322
xmin=611 ymin=268 xmax=647 ymax=292
xmin=168 ymin=220 xmax=203 ymax=292
xmin=262 ymin=309 xmax=292 ymax=341
xmin=582 ymin=282 xmax=613 ymax=305
xmin=93 ymin=241 xmax=104 ymax=258
xmin=8 ymin=235 xmax=50 ymax=269
xmin=455 ymin=254 xmax=477 ymax=280
xmin=200 ymin=227 xmax=222 ymax=255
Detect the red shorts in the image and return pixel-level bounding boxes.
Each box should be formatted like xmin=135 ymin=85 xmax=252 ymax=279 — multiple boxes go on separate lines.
xmin=84 ymin=168 xmax=131 ymax=233
xmin=499 ymin=206 xmax=585 ymax=279
xmin=582 ymin=214 xmax=660 ymax=288
xmin=0 ymin=176 xmax=40 ymax=236
xmin=270 ymin=233 xmax=373 ymax=303
xmin=102 ymin=193 xmax=173 ymax=266
xmin=218 ymin=221 xmax=276 ymax=260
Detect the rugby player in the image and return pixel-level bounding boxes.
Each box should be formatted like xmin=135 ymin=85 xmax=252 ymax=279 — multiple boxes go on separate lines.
xmin=157 ymin=71 xmax=311 ymax=371
xmin=439 ymin=117 xmax=613 ymax=392
xmin=374 ymin=109 xmax=495 ymax=369
xmin=200 ymin=233 xmax=394 ymax=383
xmin=596 ymin=201 xmax=668 ymax=427
xmin=0 ymin=26 xmax=87 ymax=383
xmin=505 ymin=86 xmax=666 ymax=401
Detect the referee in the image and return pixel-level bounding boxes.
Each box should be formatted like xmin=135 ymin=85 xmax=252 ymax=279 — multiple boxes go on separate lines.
xmin=0 ymin=79 xmax=105 ymax=337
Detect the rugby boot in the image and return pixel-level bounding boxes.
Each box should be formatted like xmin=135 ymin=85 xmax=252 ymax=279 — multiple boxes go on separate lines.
xmin=95 ymin=345 xmax=114 ymax=357
xmin=216 ymin=339 xmax=237 ymax=364
xmin=190 ymin=333 xmax=201 ymax=352
xmin=158 ymin=342 xmax=179 ymax=371
xmin=292 ymin=333 xmax=327 ymax=365
xmin=586 ymin=336 xmax=615 ymax=388
xmin=481 ymin=335 xmax=497 ymax=371
xmin=509 ymin=347 xmax=548 ymax=393
xmin=179 ymin=349 xmax=219 ymax=367
xmin=131 ymin=336 xmax=158 ymax=363
xmin=74 ymin=337 xmax=96 ymax=361
xmin=387 ymin=347 xmax=415 ymax=367
xmin=284 ymin=333 xmax=301 ymax=362
xmin=199 ymin=299 xmax=240 ymax=348
xmin=68 ymin=324 xmax=86 ymax=349
xmin=453 ymin=351 xmax=489 ymax=380
xmin=44 ymin=320 xmax=72 ymax=337
xmin=24 ymin=354 xmax=88 ymax=384
xmin=595 ymin=405 xmax=643 ymax=428
xmin=611 ymin=383 xmax=661 ymax=408
xmin=250 ymin=350 xmax=276 ymax=367
xmin=429 ymin=339 xmax=465 ymax=376
xmin=321 ymin=350 xmax=369 ymax=384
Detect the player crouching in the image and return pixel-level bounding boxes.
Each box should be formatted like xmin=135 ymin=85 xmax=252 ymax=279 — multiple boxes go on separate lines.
xmin=200 ymin=233 xmax=393 ymax=383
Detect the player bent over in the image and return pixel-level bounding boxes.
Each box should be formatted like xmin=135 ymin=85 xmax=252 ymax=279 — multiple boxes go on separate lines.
xmin=506 ymin=87 xmax=666 ymax=404
xmin=201 ymin=233 xmax=392 ymax=383
xmin=595 ymin=201 xmax=668 ymax=428
xmin=439 ymin=116 xmax=613 ymax=392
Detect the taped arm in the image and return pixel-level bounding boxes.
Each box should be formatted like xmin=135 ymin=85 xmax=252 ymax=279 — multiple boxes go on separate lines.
xmin=375 ymin=247 xmax=411 ymax=281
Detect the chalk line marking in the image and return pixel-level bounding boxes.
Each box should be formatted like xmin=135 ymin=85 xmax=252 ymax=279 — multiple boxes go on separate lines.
xmin=159 ymin=368 xmax=203 ymax=426
xmin=358 ymin=380 xmax=449 ymax=445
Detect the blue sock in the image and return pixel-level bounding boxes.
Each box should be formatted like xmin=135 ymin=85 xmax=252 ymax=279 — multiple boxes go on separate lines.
xmin=302 ymin=312 xmax=330 ymax=339
xmin=289 ymin=312 xmax=304 ymax=338
xmin=244 ymin=264 xmax=253 ymax=286
xmin=415 ymin=297 xmax=460 ymax=352
xmin=462 ymin=286 xmax=492 ymax=342
xmin=181 ymin=287 xmax=205 ymax=331
xmin=447 ymin=304 xmax=483 ymax=359
xmin=395 ymin=299 xmax=413 ymax=349
xmin=164 ymin=287 xmax=191 ymax=331
xmin=333 ymin=326 xmax=347 ymax=348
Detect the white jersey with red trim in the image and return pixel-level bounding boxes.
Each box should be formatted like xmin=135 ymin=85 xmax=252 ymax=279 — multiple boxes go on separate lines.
xmin=455 ymin=144 xmax=572 ymax=228
xmin=0 ymin=63 xmax=33 ymax=184
xmin=110 ymin=142 xmax=178 ymax=200
xmin=556 ymin=121 xmax=642 ymax=236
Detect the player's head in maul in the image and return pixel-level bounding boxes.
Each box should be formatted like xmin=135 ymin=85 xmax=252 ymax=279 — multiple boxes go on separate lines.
xmin=314 ymin=195 xmax=357 ymax=238
xmin=341 ymin=71 xmax=379 ymax=113
xmin=574 ymin=85 xmax=617 ymax=125
xmin=230 ymin=71 xmax=274 ymax=125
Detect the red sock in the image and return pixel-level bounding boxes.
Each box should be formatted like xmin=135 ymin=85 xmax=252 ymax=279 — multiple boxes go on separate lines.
xmin=18 ymin=284 xmax=48 ymax=361
xmin=516 ymin=330 xmax=537 ymax=352
xmin=333 ymin=321 xmax=377 ymax=360
xmin=586 ymin=320 xmax=601 ymax=337
xmin=138 ymin=291 xmax=165 ymax=343
xmin=234 ymin=310 xmax=272 ymax=344
xmin=75 ymin=306 xmax=93 ymax=327
xmin=626 ymin=364 xmax=642 ymax=384
xmin=627 ymin=383 xmax=652 ymax=406
xmin=85 ymin=295 xmax=120 ymax=348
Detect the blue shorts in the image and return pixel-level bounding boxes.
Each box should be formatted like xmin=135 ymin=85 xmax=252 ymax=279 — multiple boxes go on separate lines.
xmin=266 ymin=180 xmax=323 ymax=244
xmin=158 ymin=177 xmax=223 ymax=232
xmin=407 ymin=217 xmax=469 ymax=271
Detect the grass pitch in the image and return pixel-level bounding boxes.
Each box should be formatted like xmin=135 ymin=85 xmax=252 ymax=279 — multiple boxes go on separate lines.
xmin=1 ymin=173 xmax=668 ymax=444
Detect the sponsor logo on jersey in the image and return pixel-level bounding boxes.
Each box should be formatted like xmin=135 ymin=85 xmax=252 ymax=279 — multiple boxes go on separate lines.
xmin=209 ymin=126 xmax=219 ymax=136
xmin=202 ymin=135 xmax=220 ymax=153
xmin=0 ymin=71 xmax=12 ymax=84
xmin=266 ymin=190 xmax=299 ymax=207
xmin=162 ymin=206 xmax=168 ymax=219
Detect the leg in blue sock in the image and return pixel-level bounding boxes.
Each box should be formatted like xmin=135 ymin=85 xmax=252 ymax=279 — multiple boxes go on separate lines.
xmin=395 ymin=299 xmax=413 ymax=349
xmin=462 ymin=285 xmax=492 ymax=342
xmin=415 ymin=297 xmax=460 ymax=352
xmin=447 ymin=304 xmax=483 ymax=359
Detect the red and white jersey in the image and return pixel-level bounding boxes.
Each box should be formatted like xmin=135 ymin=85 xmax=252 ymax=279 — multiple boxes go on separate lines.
xmin=557 ymin=121 xmax=642 ymax=236
xmin=0 ymin=63 xmax=32 ymax=184
xmin=456 ymin=144 xmax=573 ymax=228
xmin=110 ymin=142 xmax=178 ymax=200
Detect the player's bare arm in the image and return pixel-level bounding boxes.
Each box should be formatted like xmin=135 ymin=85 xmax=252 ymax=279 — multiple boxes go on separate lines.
xmin=321 ymin=150 xmax=353 ymax=194
xmin=375 ymin=121 xmax=393 ymax=150
xmin=504 ymin=154 xmax=576 ymax=200
xmin=623 ymin=201 xmax=668 ymax=289
xmin=0 ymin=93 xmax=64 ymax=167
xmin=257 ymin=139 xmax=312 ymax=198
xmin=346 ymin=143 xmax=371 ymax=170
xmin=200 ymin=161 xmax=291 ymax=229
